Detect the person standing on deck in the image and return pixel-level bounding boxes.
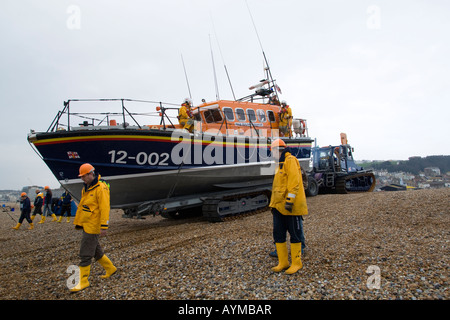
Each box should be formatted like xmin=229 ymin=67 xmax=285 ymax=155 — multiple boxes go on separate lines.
xmin=178 ymin=98 xmax=195 ymax=133
xmin=278 ymin=101 xmax=292 ymax=137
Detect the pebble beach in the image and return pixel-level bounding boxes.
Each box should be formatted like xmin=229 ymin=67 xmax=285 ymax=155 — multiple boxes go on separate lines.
xmin=0 ymin=188 xmax=448 ymax=301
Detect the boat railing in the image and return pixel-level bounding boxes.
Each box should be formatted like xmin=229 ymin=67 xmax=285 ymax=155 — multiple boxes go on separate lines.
xmin=46 ymin=99 xmax=180 ymax=132
xmin=45 ymin=98 xmax=310 ymax=140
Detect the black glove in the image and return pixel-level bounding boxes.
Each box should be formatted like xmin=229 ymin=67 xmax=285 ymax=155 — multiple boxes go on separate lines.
xmin=285 ymin=202 xmax=293 ymax=212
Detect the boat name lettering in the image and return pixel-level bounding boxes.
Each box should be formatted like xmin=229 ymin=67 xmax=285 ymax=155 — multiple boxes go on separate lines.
xmin=235 ymin=122 xmax=263 ymax=127
xmin=108 ymin=150 xmax=169 ymax=166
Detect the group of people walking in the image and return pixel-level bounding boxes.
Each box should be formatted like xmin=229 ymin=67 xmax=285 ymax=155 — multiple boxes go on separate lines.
xmin=12 ymin=187 xmax=74 ymax=230
xmin=10 ymin=164 xmax=117 ymax=293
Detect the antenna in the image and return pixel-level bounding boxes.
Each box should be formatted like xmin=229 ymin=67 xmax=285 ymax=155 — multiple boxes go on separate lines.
xmin=245 ymin=0 xmax=264 ymax=53
xmin=210 ymin=11 xmax=236 ymax=100
xmin=181 ymin=53 xmax=192 ymax=100
xmin=209 ymin=34 xmax=220 ymax=100
xmin=245 ymin=0 xmax=280 ymax=103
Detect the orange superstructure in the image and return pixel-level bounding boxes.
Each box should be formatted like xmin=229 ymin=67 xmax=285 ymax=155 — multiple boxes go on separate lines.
xmin=192 ymin=100 xmax=280 ymax=137
xmin=151 ymin=99 xmax=308 ymax=139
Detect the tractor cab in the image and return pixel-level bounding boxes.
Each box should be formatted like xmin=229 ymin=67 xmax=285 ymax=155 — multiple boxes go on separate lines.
xmin=338 ymin=144 xmax=362 ymax=173
xmin=312 ymin=144 xmax=362 ymax=174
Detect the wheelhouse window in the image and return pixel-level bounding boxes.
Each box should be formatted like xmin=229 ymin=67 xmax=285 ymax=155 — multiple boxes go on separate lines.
xmin=223 ymin=107 xmax=234 ymax=122
xmin=246 ymin=109 xmax=256 ymax=122
xmin=256 ymin=109 xmax=266 ymax=122
xmin=204 ymin=109 xmax=223 ymax=123
xmin=267 ymin=110 xmax=276 ymax=122
xmin=235 ymin=108 xmax=246 ymax=121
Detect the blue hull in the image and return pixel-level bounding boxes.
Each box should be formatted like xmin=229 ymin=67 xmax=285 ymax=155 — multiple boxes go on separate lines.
xmin=29 ymin=129 xmax=313 ymax=209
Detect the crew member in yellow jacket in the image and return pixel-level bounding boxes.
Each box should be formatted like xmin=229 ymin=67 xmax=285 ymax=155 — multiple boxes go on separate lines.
xmin=178 ymin=98 xmax=195 ymax=132
xmin=71 ymin=163 xmax=117 ymax=292
xmin=269 ymin=139 xmax=308 ymax=274
xmin=278 ymin=101 xmax=292 ymax=137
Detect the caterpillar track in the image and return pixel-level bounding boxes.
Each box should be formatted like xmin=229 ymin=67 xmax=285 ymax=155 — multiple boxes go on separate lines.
xmin=335 ymin=171 xmax=376 ymax=194
xmin=202 ymin=189 xmax=271 ymax=222
xmin=124 ymin=183 xmax=274 ymax=222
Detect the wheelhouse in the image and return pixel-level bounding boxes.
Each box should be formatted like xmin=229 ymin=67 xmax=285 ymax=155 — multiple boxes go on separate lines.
xmin=187 ymin=100 xmax=280 ymax=137
xmin=152 ymin=99 xmax=306 ymax=139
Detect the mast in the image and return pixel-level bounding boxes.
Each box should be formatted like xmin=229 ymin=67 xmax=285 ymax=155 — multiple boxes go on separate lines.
xmin=245 ymin=0 xmax=280 ymax=103
xmin=209 ymin=34 xmax=220 ymax=101
xmin=181 ymin=53 xmax=193 ymax=100
xmin=210 ymin=12 xmax=237 ymax=100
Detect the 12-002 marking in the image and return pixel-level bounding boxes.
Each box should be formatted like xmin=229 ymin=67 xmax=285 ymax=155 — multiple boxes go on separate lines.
xmin=108 ymin=150 xmax=170 ymax=166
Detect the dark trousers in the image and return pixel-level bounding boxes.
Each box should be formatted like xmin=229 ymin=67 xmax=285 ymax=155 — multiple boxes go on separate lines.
xmin=79 ymin=231 xmax=104 ymax=267
xmin=32 ymin=205 xmax=42 ymax=216
xmin=272 ymin=208 xmax=306 ymax=250
xmin=60 ymin=205 xmax=71 ymax=217
xmin=19 ymin=210 xmax=32 ymax=224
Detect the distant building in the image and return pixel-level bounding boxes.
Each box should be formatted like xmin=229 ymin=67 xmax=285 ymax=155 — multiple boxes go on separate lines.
xmin=21 ymin=186 xmax=44 ymax=197
xmin=0 ymin=190 xmax=20 ymax=202
xmin=424 ymin=167 xmax=441 ymax=177
xmin=429 ymin=181 xmax=446 ymax=189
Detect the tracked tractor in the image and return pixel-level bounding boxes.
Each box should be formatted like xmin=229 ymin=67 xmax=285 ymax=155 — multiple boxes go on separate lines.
xmin=307 ymin=133 xmax=376 ymax=195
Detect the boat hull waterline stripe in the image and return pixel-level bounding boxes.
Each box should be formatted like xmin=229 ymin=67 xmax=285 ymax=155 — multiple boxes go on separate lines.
xmin=33 ymin=134 xmax=312 ymax=149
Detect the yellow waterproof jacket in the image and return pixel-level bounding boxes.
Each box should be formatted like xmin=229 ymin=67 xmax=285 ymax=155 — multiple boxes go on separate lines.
xmin=74 ymin=175 xmax=110 ymax=234
xmin=279 ymin=106 xmax=292 ymax=126
xmin=269 ymin=151 xmax=308 ymax=216
xmin=34 ymin=192 xmax=44 ymax=207
xmin=178 ymin=104 xmax=192 ymax=122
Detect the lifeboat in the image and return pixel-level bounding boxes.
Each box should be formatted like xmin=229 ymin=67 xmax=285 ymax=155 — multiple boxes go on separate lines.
xmin=27 ymin=80 xmax=314 ymax=219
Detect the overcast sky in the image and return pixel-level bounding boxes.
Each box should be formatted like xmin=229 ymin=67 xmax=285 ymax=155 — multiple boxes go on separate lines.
xmin=1 ymin=0 xmax=449 ymax=190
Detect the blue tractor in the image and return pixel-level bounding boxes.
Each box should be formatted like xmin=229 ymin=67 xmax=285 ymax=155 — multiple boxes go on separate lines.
xmin=306 ymin=133 xmax=376 ymax=195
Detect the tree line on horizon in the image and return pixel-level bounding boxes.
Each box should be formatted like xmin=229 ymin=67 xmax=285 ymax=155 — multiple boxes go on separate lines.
xmin=362 ymin=155 xmax=450 ymax=175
